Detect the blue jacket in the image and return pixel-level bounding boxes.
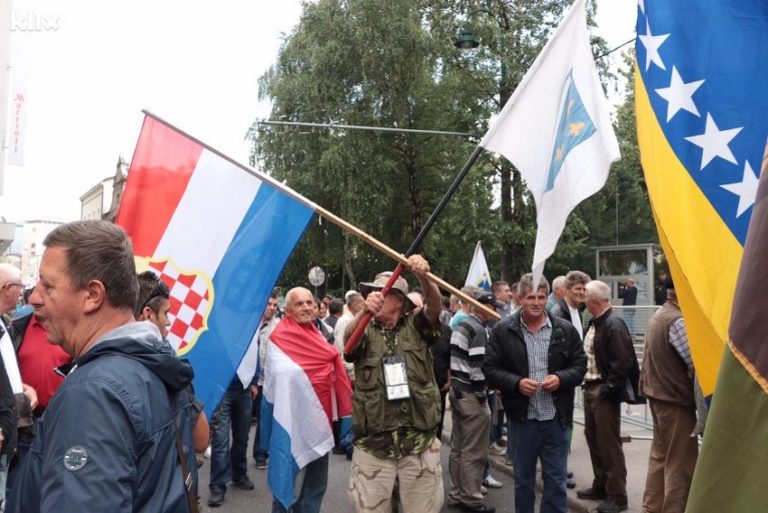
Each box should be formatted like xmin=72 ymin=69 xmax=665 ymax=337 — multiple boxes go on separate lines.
xmin=8 ymin=322 xmax=196 ymax=513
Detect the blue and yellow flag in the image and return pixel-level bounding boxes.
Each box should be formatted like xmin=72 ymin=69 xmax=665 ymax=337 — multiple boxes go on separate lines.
xmin=635 ymin=0 xmax=768 ymax=397
xmin=636 ymin=3 xmax=768 ymax=510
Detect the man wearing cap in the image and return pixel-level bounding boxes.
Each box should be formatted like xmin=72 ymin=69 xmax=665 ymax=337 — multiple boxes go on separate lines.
xmin=618 ymin=278 xmax=638 ymax=338
xmin=447 ymin=287 xmax=498 ymax=513
xmin=344 ymin=255 xmax=444 ymax=513
xmin=640 ymin=278 xmax=697 ymax=513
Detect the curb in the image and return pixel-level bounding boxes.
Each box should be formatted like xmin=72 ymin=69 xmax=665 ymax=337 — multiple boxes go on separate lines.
xmin=487 ymin=455 xmax=593 ymax=513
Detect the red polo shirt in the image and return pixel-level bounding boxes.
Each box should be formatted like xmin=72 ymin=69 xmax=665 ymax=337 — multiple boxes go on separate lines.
xmin=17 ymin=316 xmax=71 ymax=410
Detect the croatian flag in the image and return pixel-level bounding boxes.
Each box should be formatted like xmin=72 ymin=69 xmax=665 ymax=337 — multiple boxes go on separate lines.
xmin=116 ymin=114 xmax=315 ymax=416
xmin=260 ymin=316 xmax=352 ymax=508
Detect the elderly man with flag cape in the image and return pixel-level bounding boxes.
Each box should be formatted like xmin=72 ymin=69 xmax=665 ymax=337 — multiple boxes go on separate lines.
xmin=260 ymin=287 xmax=353 ymax=513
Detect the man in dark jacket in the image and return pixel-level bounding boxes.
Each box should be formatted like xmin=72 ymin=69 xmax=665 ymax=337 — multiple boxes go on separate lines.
xmin=576 ymin=280 xmax=641 ymax=513
xmin=550 ymin=270 xmax=590 ymax=341
xmin=0 ymin=348 xmax=17 ymax=511
xmin=484 ymin=273 xmax=586 ymax=513
xmin=8 ymin=220 xmax=196 ymax=513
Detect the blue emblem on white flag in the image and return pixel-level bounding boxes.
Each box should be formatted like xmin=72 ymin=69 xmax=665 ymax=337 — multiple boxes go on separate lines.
xmin=546 ymin=71 xmax=597 ymax=192
xmin=479 ymin=0 xmax=619 ymax=284
xmin=464 ymin=241 xmax=492 ymax=290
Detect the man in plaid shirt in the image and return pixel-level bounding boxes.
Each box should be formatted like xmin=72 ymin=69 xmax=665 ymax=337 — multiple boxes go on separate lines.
xmin=483 ymin=273 xmax=586 ymax=513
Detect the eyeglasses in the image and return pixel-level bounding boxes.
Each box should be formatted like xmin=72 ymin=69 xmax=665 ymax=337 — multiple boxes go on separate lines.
xmin=139 ymin=280 xmax=170 ymax=312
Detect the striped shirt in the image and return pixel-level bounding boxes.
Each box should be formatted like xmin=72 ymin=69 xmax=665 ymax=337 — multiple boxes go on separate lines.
xmin=522 ymin=316 xmax=556 ymax=421
xmin=450 ymin=314 xmax=489 ymax=397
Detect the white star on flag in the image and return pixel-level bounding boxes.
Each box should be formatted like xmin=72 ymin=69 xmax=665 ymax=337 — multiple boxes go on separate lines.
xmin=655 ymin=66 xmax=704 ymax=122
xmin=638 ymin=20 xmax=670 ymax=71
xmin=721 ymin=161 xmax=760 ymax=217
xmin=685 ymin=113 xmax=742 ymax=170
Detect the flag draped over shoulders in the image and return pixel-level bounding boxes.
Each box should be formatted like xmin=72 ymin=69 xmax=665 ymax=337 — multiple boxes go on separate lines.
xmin=260 ymin=316 xmax=352 ymax=508
xmin=635 ymin=2 xmax=768 ymax=511
xmin=480 ymin=0 xmax=619 ymax=281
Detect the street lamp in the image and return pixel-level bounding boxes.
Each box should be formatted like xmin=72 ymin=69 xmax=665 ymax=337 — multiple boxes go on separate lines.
xmin=453 ymin=15 xmax=517 ymax=282
xmin=454 ymin=23 xmax=480 ymax=49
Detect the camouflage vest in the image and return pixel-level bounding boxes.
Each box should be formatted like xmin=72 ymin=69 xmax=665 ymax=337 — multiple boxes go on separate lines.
xmin=351 ymin=314 xmax=441 ymax=437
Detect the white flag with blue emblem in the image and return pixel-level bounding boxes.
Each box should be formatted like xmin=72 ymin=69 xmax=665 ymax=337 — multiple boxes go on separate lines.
xmin=465 ymin=241 xmax=492 ymax=290
xmin=479 ymin=0 xmax=619 ymax=284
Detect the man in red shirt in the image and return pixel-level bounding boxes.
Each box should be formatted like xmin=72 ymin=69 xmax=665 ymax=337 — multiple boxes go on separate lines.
xmin=12 ymin=314 xmax=71 ymax=414
xmin=8 ymin=306 xmax=72 ymax=498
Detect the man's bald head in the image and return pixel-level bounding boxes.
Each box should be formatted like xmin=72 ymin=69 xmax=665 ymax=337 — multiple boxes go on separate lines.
xmin=284 ymin=287 xmax=314 ymax=326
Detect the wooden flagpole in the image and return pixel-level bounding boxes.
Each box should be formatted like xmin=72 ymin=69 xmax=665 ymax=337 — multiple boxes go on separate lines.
xmin=141 ymin=111 xmax=499 ymax=320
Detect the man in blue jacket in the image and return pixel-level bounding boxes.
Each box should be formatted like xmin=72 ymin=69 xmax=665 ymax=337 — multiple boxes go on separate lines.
xmin=8 ymin=220 xmax=196 ymax=513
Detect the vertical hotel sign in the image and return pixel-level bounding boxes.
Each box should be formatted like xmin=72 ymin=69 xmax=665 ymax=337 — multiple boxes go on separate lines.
xmin=8 ymin=49 xmax=27 ymax=166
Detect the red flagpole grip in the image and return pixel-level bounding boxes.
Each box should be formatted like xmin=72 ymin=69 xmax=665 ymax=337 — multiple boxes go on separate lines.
xmin=343 ymin=263 xmax=406 ymax=355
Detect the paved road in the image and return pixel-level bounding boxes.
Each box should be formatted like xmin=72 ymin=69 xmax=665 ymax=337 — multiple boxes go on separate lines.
xmin=196 ymin=425 xmax=515 ymax=513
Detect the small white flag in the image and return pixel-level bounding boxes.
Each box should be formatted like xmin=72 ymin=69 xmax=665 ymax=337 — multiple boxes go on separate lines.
xmin=479 ymin=0 xmax=620 ymax=285
xmin=465 ymin=241 xmax=492 ymax=290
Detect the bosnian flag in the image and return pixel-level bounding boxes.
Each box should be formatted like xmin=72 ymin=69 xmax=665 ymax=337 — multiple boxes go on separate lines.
xmin=261 ymin=316 xmax=352 ymax=508
xmin=464 ymin=241 xmax=492 ymax=291
xmin=116 ymin=113 xmax=315 ymax=416
xmin=479 ymin=0 xmax=619 ymax=285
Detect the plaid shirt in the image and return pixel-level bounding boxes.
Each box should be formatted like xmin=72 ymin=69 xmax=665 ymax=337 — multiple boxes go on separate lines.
xmin=522 ymin=316 xmax=556 ymax=421
xmin=583 ymin=324 xmax=602 ymax=382
xmin=669 ymin=317 xmax=693 ymax=372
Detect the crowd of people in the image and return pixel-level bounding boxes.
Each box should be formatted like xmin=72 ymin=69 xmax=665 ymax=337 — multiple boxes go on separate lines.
xmin=0 ymin=219 xmax=701 ymax=513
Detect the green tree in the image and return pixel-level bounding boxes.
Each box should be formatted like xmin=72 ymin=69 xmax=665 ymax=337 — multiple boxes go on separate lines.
xmin=566 ymin=53 xmax=658 ymax=275
xmin=250 ymin=0 xmax=650 ymax=292
xmin=251 ymin=0 xmax=504 ymax=292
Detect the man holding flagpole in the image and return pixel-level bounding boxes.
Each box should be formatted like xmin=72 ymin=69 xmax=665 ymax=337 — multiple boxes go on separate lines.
xmin=478 ymin=0 xmax=619 ymax=284
xmin=345 ymin=255 xmax=444 ymax=513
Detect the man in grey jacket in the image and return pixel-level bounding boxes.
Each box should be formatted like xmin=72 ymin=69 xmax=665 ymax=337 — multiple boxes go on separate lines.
xmin=8 ymin=220 xmax=196 ymax=513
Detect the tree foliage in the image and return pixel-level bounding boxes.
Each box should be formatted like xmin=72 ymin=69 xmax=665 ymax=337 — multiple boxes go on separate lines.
xmin=250 ymin=1 xmax=655 ymax=295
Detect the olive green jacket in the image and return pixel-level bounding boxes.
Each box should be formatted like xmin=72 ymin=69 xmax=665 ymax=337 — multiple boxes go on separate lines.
xmin=346 ymin=312 xmax=442 ymax=438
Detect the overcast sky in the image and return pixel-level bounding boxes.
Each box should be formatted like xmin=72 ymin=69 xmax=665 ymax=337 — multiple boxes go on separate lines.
xmin=3 ymin=0 xmax=636 ymax=222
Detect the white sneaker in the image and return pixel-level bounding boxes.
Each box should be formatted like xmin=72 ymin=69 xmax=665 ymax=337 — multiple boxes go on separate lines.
xmin=482 ymin=475 xmax=503 ymax=489
xmin=488 ymin=443 xmax=506 ymax=456
xmin=480 ymin=485 xmax=488 ymax=494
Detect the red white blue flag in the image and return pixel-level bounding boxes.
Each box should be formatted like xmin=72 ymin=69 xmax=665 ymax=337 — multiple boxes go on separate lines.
xmin=116 ymin=114 xmax=315 ymax=415
xmin=260 ymin=316 xmax=352 ymax=508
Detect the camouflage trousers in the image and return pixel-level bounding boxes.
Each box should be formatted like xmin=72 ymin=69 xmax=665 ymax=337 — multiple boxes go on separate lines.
xmin=348 ymin=438 xmax=443 ymax=513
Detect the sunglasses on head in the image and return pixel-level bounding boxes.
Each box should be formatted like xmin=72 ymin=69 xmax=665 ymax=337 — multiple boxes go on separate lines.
xmin=140 ymin=280 xmax=170 ymax=312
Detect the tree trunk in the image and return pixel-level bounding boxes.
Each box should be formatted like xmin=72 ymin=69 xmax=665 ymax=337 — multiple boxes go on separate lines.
xmin=500 ymin=161 xmax=513 ymax=282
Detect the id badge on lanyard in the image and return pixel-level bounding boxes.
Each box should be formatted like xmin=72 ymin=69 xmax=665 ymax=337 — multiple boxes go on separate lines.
xmin=382 ymin=355 xmax=410 ymax=401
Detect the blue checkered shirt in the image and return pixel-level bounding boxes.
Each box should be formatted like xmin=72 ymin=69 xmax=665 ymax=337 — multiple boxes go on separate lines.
xmin=522 ymin=316 xmax=556 ymax=421
xmin=669 ymin=317 xmax=693 ymax=372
